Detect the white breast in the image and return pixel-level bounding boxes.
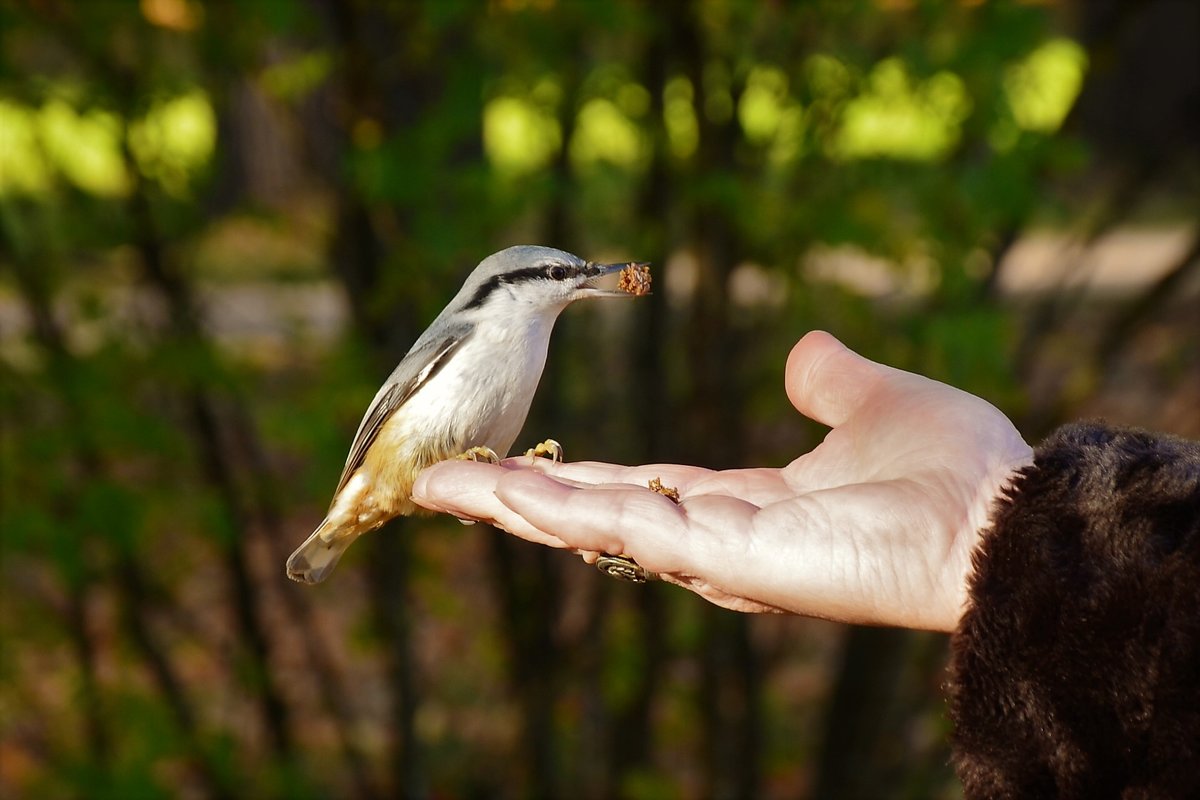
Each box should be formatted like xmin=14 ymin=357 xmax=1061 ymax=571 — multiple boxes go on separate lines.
xmin=392 ymin=314 xmax=555 ymax=459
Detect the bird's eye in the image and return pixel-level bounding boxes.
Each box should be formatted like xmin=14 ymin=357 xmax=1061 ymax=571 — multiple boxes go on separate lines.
xmin=548 ymin=265 xmax=568 ymax=280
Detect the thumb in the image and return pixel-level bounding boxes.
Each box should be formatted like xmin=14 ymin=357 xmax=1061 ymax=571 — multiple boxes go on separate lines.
xmin=785 ymin=331 xmax=890 ymax=428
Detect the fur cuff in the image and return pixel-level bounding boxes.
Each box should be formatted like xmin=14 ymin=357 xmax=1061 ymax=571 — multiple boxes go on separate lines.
xmin=949 ymin=422 xmax=1200 ymax=799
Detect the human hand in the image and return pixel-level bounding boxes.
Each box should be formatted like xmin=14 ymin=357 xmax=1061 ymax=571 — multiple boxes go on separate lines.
xmin=412 ymin=331 xmax=1033 ymax=632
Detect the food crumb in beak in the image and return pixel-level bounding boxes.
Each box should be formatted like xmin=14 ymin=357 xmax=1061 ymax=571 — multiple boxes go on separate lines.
xmin=618 ymin=263 xmax=652 ymax=296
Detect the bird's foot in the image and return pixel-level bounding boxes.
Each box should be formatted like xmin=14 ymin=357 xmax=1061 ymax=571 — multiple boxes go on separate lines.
xmin=457 ymin=445 xmax=501 ymax=464
xmin=453 ymin=446 xmax=500 ymax=524
xmin=524 ymin=438 xmax=563 ymax=464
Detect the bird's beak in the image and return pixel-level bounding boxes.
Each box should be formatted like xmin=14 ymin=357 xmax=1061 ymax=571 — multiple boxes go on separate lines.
xmin=576 ymin=261 xmax=649 ymax=298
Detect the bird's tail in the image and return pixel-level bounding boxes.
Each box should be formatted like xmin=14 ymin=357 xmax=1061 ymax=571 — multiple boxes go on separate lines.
xmin=286 ymin=520 xmax=357 ymax=584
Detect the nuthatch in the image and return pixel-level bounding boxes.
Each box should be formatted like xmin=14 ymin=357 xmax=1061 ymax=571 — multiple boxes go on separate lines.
xmin=286 ymin=245 xmax=644 ymax=584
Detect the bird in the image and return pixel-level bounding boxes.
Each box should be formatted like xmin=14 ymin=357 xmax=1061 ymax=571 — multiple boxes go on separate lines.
xmin=286 ymin=245 xmax=642 ymax=584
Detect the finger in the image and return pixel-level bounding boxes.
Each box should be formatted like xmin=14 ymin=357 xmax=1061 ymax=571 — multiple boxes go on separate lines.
xmin=411 ymin=459 xmax=502 ymax=514
xmin=522 ymin=459 xmax=793 ymax=507
xmin=492 ymin=469 xmax=691 ymax=574
xmin=412 ymin=461 xmax=573 ymax=548
xmin=784 ymin=330 xmax=891 ymax=428
xmin=518 ymin=458 xmax=713 ymax=491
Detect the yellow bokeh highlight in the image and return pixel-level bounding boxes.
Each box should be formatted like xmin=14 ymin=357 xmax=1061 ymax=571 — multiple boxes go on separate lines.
xmin=836 ymin=59 xmax=971 ymax=161
xmin=569 ymin=97 xmax=648 ymax=169
xmin=739 ymin=66 xmax=788 ymax=143
xmin=806 ymin=53 xmax=853 ymax=99
xmin=260 ymin=51 xmax=334 ymax=101
xmin=1004 ymin=37 xmax=1088 ymax=132
xmin=482 ymin=96 xmax=561 ymax=175
xmin=483 ymin=79 xmax=653 ymax=174
xmin=140 ymin=0 xmax=203 ymax=31
xmin=477 ymin=40 xmax=1086 ymax=175
xmin=31 ymin=100 xmax=129 ymax=196
xmin=0 ymin=101 xmax=51 ymax=193
xmin=663 ymin=76 xmax=698 ymax=160
xmin=0 ymin=90 xmax=216 ymax=198
xmin=129 ymin=91 xmax=217 ymax=194
xmin=738 ymin=66 xmax=805 ymax=163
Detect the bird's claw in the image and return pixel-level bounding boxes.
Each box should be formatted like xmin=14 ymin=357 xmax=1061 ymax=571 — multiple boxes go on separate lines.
xmin=458 ymin=446 xmax=501 ymax=464
xmin=524 ymin=438 xmax=563 ymax=464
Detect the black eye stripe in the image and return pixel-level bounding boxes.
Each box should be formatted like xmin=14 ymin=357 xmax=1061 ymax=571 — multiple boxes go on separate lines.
xmin=460 ymin=262 xmax=580 ymax=309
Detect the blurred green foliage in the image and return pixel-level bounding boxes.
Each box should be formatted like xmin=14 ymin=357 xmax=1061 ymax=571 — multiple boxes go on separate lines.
xmin=1 ymin=0 xmax=1195 ymax=798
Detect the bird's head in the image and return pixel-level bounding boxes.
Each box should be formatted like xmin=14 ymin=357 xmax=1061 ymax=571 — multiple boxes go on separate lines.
xmin=457 ymin=245 xmax=637 ymax=314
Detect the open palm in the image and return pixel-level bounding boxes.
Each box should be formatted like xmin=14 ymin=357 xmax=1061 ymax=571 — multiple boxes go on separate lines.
xmin=413 ymin=331 xmax=1032 ymax=631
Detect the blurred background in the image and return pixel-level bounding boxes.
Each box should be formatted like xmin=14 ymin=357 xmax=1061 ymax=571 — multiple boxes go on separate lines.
xmin=1 ymin=0 xmax=1196 ymax=797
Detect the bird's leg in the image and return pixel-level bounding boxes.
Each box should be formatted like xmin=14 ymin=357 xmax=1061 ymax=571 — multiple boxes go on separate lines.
xmin=457 ymin=445 xmax=501 ymax=464
xmin=451 ymin=447 xmax=500 ymax=526
xmin=524 ymin=438 xmax=563 ymax=464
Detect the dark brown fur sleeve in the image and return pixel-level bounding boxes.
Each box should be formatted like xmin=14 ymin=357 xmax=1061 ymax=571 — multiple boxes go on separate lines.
xmin=949 ymin=422 xmax=1200 ymax=800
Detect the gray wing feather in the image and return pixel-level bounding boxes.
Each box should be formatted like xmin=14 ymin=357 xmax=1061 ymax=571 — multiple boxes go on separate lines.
xmin=332 ymin=326 xmax=472 ymax=497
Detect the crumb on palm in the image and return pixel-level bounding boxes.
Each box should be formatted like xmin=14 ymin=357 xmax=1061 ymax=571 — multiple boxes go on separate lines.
xmin=648 ymin=477 xmax=680 ymax=503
